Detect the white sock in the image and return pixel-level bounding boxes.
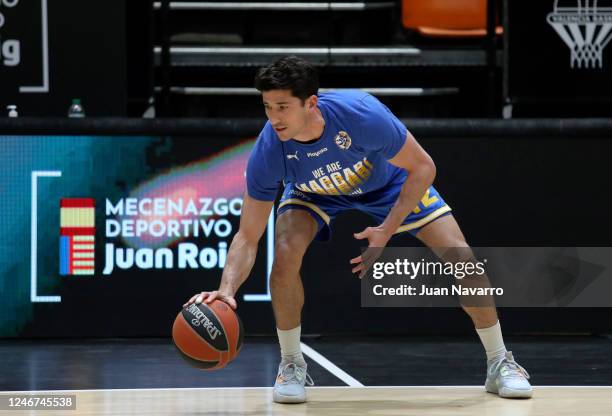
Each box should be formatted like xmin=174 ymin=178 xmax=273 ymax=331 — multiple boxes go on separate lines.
xmin=475 ymin=321 xmax=507 ymax=364
xmin=277 ymin=326 xmax=306 ymax=366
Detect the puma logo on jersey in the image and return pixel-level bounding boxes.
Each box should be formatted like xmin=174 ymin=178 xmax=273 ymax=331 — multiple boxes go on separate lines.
xmin=287 ymin=151 xmax=299 ymax=161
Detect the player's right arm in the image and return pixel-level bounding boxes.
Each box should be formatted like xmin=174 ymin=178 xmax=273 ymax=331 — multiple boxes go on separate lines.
xmin=184 ymin=194 xmax=273 ymax=309
xmin=184 ymin=126 xmax=283 ymax=309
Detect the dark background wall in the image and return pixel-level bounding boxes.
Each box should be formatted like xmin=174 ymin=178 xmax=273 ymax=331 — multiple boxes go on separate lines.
xmin=0 ymin=0 xmax=127 ymax=116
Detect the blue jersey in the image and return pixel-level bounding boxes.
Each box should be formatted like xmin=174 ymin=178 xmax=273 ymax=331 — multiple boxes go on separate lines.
xmin=246 ymin=90 xmax=408 ymax=201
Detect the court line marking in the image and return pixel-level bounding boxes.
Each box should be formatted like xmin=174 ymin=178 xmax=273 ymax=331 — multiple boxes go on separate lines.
xmin=300 ymin=341 xmax=364 ymax=387
xmin=1 ymin=386 xmax=611 ymax=394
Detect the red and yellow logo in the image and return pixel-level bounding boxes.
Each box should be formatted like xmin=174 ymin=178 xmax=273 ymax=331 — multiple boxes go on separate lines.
xmin=59 ymin=198 xmax=95 ymax=276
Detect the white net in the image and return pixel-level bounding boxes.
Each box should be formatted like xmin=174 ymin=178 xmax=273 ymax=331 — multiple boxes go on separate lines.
xmin=572 ymin=42 xmax=603 ymax=68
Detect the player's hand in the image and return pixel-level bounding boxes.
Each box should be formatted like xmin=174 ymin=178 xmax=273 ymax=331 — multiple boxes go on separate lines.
xmin=184 ymin=290 xmax=238 ymax=310
xmin=350 ymin=226 xmax=392 ymax=279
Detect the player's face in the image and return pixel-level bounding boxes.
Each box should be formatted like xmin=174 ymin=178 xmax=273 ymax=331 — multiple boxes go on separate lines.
xmin=261 ymin=90 xmax=312 ymax=141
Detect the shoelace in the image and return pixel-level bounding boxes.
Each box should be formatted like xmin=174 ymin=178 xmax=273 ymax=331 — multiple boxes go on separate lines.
xmin=490 ymin=354 xmax=530 ymax=380
xmin=278 ymin=362 xmax=315 ymax=386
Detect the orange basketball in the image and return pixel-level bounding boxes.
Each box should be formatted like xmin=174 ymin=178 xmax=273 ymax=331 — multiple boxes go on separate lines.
xmin=172 ymin=300 xmax=244 ymax=370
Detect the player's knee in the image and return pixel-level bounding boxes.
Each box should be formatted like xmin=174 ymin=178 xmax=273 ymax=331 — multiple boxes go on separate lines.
xmin=271 ymin=236 xmax=306 ymax=276
xmin=436 ymin=230 xmax=468 ymax=247
xmin=438 ymin=239 xmax=473 ymax=263
xmin=275 ymin=232 xmax=309 ymax=259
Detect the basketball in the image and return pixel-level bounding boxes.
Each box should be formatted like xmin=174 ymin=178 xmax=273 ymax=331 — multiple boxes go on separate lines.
xmin=172 ymin=300 xmax=244 ymax=370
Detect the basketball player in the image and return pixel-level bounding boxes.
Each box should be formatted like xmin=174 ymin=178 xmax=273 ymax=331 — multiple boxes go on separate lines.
xmin=185 ymin=56 xmax=532 ymax=402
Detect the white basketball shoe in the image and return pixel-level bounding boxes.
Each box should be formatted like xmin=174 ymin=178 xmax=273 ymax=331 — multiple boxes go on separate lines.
xmin=273 ymin=361 xmax=314 ymax=404
xmin=485 ymin=351 xmax=533 ymax=399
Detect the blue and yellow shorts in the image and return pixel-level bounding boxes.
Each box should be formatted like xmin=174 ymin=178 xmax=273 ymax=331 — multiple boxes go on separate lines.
xmin=277 ymin=181 xmax=452 ymax=241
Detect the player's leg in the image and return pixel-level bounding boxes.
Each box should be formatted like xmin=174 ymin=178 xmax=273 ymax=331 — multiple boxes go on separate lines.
xmin=271 ymin=209 xmax=317 ymax=403
xmin=271 ymin=209 xmax=317 ymax=331
xmin=415 ymin=214 xmax=532 ymax=399
xmin=415 ymin=214 xmax=497 ymax=328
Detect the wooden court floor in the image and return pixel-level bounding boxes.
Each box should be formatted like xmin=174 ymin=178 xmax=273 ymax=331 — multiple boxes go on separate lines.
xmin=1 ymin=386 xmax=611 ymax=415
xmin=1 ymin=336 xmax=611 ymax=415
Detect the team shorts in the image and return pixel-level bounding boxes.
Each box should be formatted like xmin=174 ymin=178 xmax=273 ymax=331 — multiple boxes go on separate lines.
xmin=277 ymin=181 xmax=452 ymax=241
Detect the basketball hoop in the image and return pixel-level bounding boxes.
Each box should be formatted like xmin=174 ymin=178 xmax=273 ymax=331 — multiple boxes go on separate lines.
xmin=547 ymin=0 xmax=612 ymax=68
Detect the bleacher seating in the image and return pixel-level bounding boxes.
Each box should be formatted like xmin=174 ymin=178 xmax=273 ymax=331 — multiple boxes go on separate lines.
xmin=151 ymin=1 xmax=501 ymax=118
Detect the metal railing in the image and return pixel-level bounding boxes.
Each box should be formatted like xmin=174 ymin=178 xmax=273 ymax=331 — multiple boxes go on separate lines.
xmin=152 ymin=2 xmax=395 ymax=11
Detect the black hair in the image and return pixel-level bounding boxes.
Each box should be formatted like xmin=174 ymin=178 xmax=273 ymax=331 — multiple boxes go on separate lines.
xmin=254 ymin=55 xmax=319 ymax=102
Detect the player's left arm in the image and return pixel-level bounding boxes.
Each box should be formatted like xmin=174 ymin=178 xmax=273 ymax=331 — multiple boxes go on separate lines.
xmin=382 ymin=131 xmax=436 ymax=233
xmin=351 ymin=131 xmax=436 ymax=275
